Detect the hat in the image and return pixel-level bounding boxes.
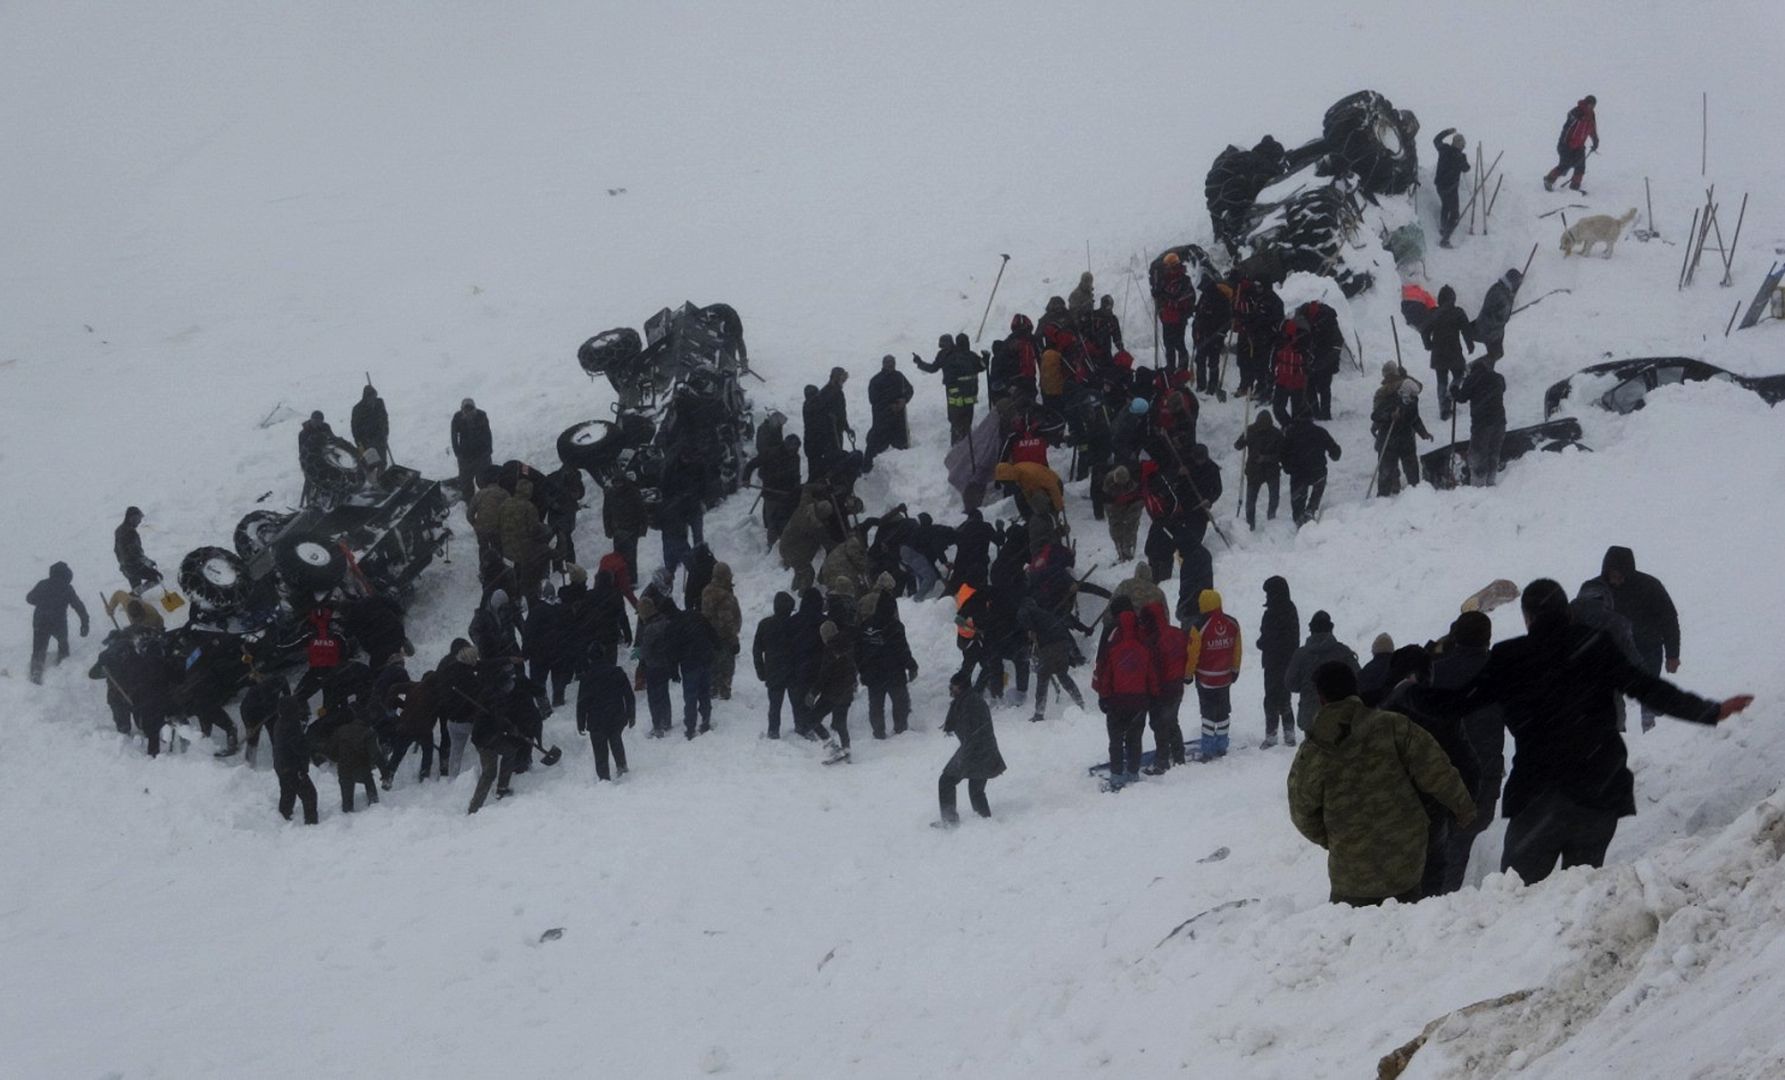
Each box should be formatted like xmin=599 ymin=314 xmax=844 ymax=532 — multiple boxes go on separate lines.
xmin=1163 ymin=252 xmax=1182 ymax=268
xmin=1129 ymin=397 xmax=1149 ymax=415
xmin=310 ymin=410 xmax=325 ymax=421
xmin=1381 ymin=361 xmax=1400 ymax=379
xmin=876 ymin=572 xmax=896 ymax=592
xmin=819 ymin=620 xmax=839 ymax=644
xmin=1371 ymin=633 xmax=1395 ymax=656
xmin=457 ymin=645 xmax=479 ymax=664
xmin=1310 ymin=610 xmax=1333 ymax=633
xmin=461 ymin=397 xmax=475 ymax=409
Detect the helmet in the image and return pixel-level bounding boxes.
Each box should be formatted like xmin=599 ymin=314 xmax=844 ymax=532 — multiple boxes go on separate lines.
xmin=1162 ymin=252 xmax=1182 ymax=268
xmin=1128 ymin=397 xmax=1149 ymax=416
xmin=1010 ymin=314 xmax=1033 ymax=335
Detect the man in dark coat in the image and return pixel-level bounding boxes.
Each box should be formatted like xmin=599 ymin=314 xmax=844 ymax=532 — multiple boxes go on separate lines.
xmin=1371 ymin=367 xmax=1432 ymax=497
xmin=1451 ymin=356 xmax=1506 ymax=486
xmin=1283 ymin=611 xmax=1361 ymax=732
xmin=450 ymin=398 xmax=493 ymax=497
xmin=913 ymin=335 xmax=986 ymax=445
xmin=1381 ymin=645 xmax=1481 ymax=898
xmin=1430 ymin=611 xmax=1502 ymax=893
xmin=601 ymin=473 xmax=648 ymax=579
xmin=1543 ymin=95 xmax=1599 ymax=193
xmin=273 ymin=696 xmax=320 ymax=824
xmin=752 ymin=591 xmax=799 ymax=738
xmin=351 ymin=384 xmax=393 ymax=468
xmin=1589 ymin=546 xmax=1683 ymax=731
xmin=863 ymin=355 xmax=914 ymax=469
xmin=1432 ymin=128 xmax=1470 ymax=247
xmin=856 ymin=581 xmax=918 ymax=738
xmin=1233 ymin=412 xmax=1285 ymax=531
xmin=1258 ymin=576 xmax=1300 ymax=747
xmin=1425 ymin=579 xmax=1749 ymax=885
xmin=669 ymin=604 xmax=718 ymax=738
xmin=577 ymin=650 xmax=635 ymax=781
xmin=1472 ymin=270 xmax=1522 ymax=362
xmin=938 ymin=672 xmax=1006 ymax=824
xmin=113 ymin=507 xmax=161 ymax=592
xmin=1300 ymin=300 xmax=1343 ymax=420
xmin=744 ymin=434 xmax=803 ymax=546
xmin=26 ymin=562 xmax=89 ymax=684
xmin=809 ymin=621 xmax=858 ymax=758
xmin=1281 ymin=414 xmax=1341 ymax=526
xmin=1419 ymin=285 xmax=1475 ymax=419
xmin=1190 ymin=275 xmax=1231 ymax=395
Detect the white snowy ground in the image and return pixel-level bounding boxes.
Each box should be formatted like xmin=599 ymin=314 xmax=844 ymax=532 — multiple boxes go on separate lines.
xmin=4 ymin=3 xmax=1785 ymax=1077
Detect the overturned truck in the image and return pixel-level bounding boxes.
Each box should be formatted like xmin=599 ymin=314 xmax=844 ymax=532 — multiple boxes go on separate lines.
xmin=563 ymin=302 xmax=755 ymax=522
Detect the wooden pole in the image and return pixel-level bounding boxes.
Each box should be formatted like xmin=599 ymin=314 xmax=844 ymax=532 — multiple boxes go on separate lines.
xmin=1725 ymin=300 xmax=1742 ymax=337
xmin=1483 ymin=175 xmax=1506 ymax=234
xmin=1469 ymin=144 xmax=1483 ymax=234
xmin=1701 ymin=92 xmax=1708 ymax=177
xmin=1678 ymin=206 xmax=1700 ymax=288
xmin=1644 ymin=177 xmax=1656 ymax=235
xmin=1720 ymin=193 xmax=1748 ymax=286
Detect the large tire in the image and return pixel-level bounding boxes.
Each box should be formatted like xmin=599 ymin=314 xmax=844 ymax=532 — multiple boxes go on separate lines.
xmin=577 ymin=327 xmax=643 ymax=377
xmin=234 ymin=509 xmax=294 ymax=561
xmin=557 ymin=420 xmax=620 ymax=478
xmin=1322 ymin=91 xmax=1420 ymax=196
xmin=179 ymin=546 xmax=251 ymax=613
xmin=300 ymin=435 xmax=365 ymax=496
xmin=274 ymin=532 xmax=347 ymax=593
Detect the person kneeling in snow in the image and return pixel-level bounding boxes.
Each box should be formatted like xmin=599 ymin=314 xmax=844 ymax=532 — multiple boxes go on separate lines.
xmin=938 ymin=673 xmax=1005 ymax=825
xmin=1287 ymin=662 xmax=1476 ymax=906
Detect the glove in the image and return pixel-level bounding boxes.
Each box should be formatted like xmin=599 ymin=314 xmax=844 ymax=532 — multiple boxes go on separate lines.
xmin=907 ymin=664 xmax=919 ymax=683
xmin=627 ymin=714 xmax=636 ymax=729
xmin=804 ymin=692 xmax=819 ymax=709
xmin=80 ymin=623 xmax=90 ymax=638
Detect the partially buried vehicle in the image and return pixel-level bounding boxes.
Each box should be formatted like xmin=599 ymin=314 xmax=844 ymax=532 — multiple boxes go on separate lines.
xmin=1543 ymin=357 xmax=1785 ymax=418
xmin=561 ymin=302 xmax=755 ymax=521
xmin=1420 ymin=418 xmax=1590 ymax=488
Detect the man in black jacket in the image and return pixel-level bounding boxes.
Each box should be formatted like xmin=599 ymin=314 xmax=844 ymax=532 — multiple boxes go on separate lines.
xmin=856 ymin=580 xmax=918 ymax=738
xmin=450 ymin=398 xmax=493 ymax=498
xmin=26 ymin=562 xmax=88 ymax=683
xmin=1381 ymin=645 xmax=1481 ymax=897
xmin=1258 ymin=576 xmax=1299 ymax=747
xmin=577 ymin=649 xmax=635 ymax=781
xmin=1299 ymin=300 xmax=1344 ymax=420
xmin=1589 ymin=546 xmax=1683 ymax=732
xmin=1419 ymin=285 xmax=1476 ymax=420
xmin=1430 ymin=611 xmax=1501 ymax=893
xmin=1281 ymin=414 xmax=1341 ymax=526
xmin=938 ymin=672 xmax=1005 ymax=824
xmin=863 ymin=355 xmax=914 ymax=470
xmin=114 ymin=507 xmax=161 ymax=592
xmin=273 ymin=696 xmax=320 ymax=824
xmin=351 ymin=384 xmax=393 ymax=469
xmin=1432 ymin=128 xmax=1470 ymax=247
xmin=913 ymin=336 xmax=986 ymax=445
xmin=1450 ymin=356 xmax=1506 ymax=486
xmin=743 ymin=434 xmax=803 ymax=547
xmin=1426 ymin=579 xmax=1749 ymax=885
xmin=1232 ymin=413 xmax=1285 ymax=532
xmin=752 ymin=592 xmax=798 ymax=738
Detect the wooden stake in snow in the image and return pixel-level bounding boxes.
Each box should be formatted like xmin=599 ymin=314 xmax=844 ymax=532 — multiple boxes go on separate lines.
xmin=1719 ymin=193 xmax=1748 ymax=286
xmin=1701 ymin=91 xmax=1708 ymax=177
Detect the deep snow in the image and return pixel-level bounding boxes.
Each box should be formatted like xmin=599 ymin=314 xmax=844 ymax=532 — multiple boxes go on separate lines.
xmin=4 ymin=3 xmax=1784 ymax=1077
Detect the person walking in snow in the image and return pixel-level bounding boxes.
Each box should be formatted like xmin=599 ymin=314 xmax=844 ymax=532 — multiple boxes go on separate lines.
xmin=1419 ymin=285 xmax=1475 ymax=421
xmin=1542 ymin=95 xmax=1599 ymax=193
xmin=1233 ymin=411 xmax=1285 ymax=531
xmin=808 ymin=620 xmax=859 ymax=762
xmin=1138 ymin=601 xmax=1188 ymax=773
xmin=1092 ymin=599 xmax=1159 ymax=790
xmin=26 ymin=562 xmax=89 ymax=684
xmin=1422 ymin=579 xmax=1751 ymax=886
xmin=1258 ymin=576 xmax=1300 ymax=748
xmin=1152 ymin=252 xmax=1196 ymax=374
xmin=1587 ymin=546 xmax=1683 ymax=732
xmin=1358 ymin=632 xmax=1396 ymax=706
xmin=577 ymin=649 xmax=635 ymax=781
xmin=1371 ymin=365 xmax=1432 ymax=497
xmin=1102 ymin=465 xmax=1143 ymax=563
xmin=1450 ymin=355 xmax=1506 ymax=486
xmin=351 ymin=383 xmax=393 ymax=470
xmin=1186 ymin=588 xmax=1242 ymax=760
xmin=1472 ymin=269 xmax=1523 ymax=363
xmin=450 ymin=398 xmax=493 ymax=499
xmin=1281 ymin=413 xmax=1341 ymax=526
xmin=273 ymin=696 xmax=321 ymax=825
xmin=1432 ymin=128 xmax=1470 ymax=247
xmin=113 ymin=506 xmax=162 ymax=594
xmin=1429 ymin=611 xmax=1502 ymax=893
xmin=913 ymin=335 xmax=986 ymax=445
xmin=752 ymin=592 xmax=798 ymax=739
xmin=1283 ymin=610 xmax=1360 ymax=733
xmin=938 ymin=672 xmax=1005 ymax=825
xmin=1299 ymin=300 xmax=1343 ymax=421
xmin=863 ymin=355 xmax=914 ymax=470
xmin=1287 ymin=662 xmax=1477 ymax=906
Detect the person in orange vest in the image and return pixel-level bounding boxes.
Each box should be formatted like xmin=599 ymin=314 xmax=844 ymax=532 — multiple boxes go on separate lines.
xmin=1185 ymin=588 xmax=1243 ymax=760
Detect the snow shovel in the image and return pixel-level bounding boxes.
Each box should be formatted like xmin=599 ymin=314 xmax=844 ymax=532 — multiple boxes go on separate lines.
xmin=154 ymin=584 xmax=186 ymax=614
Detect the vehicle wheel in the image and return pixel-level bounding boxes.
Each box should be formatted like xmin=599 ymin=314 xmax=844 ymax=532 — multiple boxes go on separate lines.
xmin=234 ymin=509 xmax=294 ymax=561
xmin=300 ymin=435 xmax=365 ymax=495
xmin=179 ymin=546 xmax=251 ymax=613
xmin=1322 ymin=90 xmax=1419 ymax=196
xmin=578 ymin=327 xmax=643 ymax=377
xmin=557 ymin=419 xmax=619 ymax=478
xmin=274 ymin=532 xmax=347 ymax=593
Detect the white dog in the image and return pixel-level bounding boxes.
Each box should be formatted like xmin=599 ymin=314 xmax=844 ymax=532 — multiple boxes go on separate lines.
xmin=1561 ymin=208 xmax=1638 ymax=257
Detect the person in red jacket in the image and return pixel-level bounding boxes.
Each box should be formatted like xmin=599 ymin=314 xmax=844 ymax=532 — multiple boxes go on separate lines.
xmin=1185 ymin=589 xmax=1243 ymax=760
xmin=1543 ymin=95 xmax=1599 ymax=193
xmin=1270 ymin=316 xmax=1311 ymax=426
xmin=1139 ymin=601 xmax=1189 ymax=773
xmin=1092 ymin=600 xmax=1160 ymax=790
xmin=1152 ymin=252 xmax=1196 ymax=374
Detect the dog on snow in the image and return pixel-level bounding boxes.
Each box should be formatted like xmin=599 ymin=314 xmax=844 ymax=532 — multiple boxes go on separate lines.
xmin=1560 ymin=208 xmax=1638 ymax=258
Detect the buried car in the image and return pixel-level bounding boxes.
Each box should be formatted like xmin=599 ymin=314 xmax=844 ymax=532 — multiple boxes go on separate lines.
xmin=1419 ymin=418 xmax=1589 ymax=488
xmin=1544 ymin=357 xmax=1785 ymax=418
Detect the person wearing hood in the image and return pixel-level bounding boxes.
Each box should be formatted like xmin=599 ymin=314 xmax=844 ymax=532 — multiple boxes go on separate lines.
xmin=1258 ymin=577 xmax=1300 ymax=747
xmin=788 ymin=588 xmax=830 ymax=740
xmin=1287 ymin=662 xmax=1477 ymax=905
xmin=1138 ymin=601 xmax=1189 ymax=772
xmin=938 ymin=672 xmax=1006 ymax=824
xmin=633 ymin=596 xmax=679 ymax=737
xmin=497 ymin=479 xmax=552 ymax=608
xmin=1068 ymin=270 xmax=1096 ymax=317
xmin=1102 ymin=465 xmax=1144 ymax=562
xmin=1112 ymin=563 xmax=1168 ymax=616
xmin=470 ymin=589 xmax=521 ymax=662
xmin=1450 ymin=355 xmax=1507 ymax=486
xmin=1422 ymin=579 xmax=1750 ymax=885
xmin=450 ymin=397 xmax=493 ymax=499
xmin=1380 ymin=645 xmax=1482 ymax=898
xmin=1151 ymin=253 xmax=1195 ymax=374
xmin=1428 ymin=611 xmax=1503 ymax=893
xmin=1284 ymin=611 xmax=1361 ymax=733
xmin=1233 ymin=411 xmax=1285 ymax=531
xmin=700 ymin=562 xmax=742 ymax=700
xmin=1186 ymin=589 xmax=1243 ymax=760
xmin=521 ymin=582 xmax=574 ymax=706
xmin=801 ymin=384 xmax=839 ymax=478
xmin=1092 ymin=602 xmax=1159 ymax=790
xmin=1419 ymin=285 xmax=1476 ymax=420
xmin=1083 ymin=294 xmax=1125 ymax=364
xmin=670 ymin=600 xmax=719 ymax=738
xmin=809 ymin=620 xmax=859 ymax=759
xmin=778 ymin=497 xmax=834 ymax=593
xmin=1370 ymin=366 xmax=1432 ymax=497
xmin=113 ymin=507 xmax=162 ymax=593
xmin=1190 ymin=272 xmax=1231 ymax=395
xmin=1543 ymin=95 xmax=1599 ymax=194
xmin=89 ymin=616 xmax=174 ymax=754
xmin=818 ymin=531 xmax=872 ymax=601
xmin=1587 ymin=546 xmax=1682 ymax=732
xmin=1282 ymin=413 xmax=1341 ymax=526
xmin=26 ymin=562 xmax=89 ymax=684
xmin=1298 ymin=300 xmax=1343 ymax=420
xmin=1472 ymin=269 xmax=1523 ymax=362
xmin=351 ymin=383 xmax=392 ymax=469
xmin=857 ymin=576 xmax=919 ymax=737
xmin=577 ymin=645 xmax=635 ymax=781
xmin=1358 ymin=632 xmax=1396 ymax=706
xmin=1432 ymin=128 xmax=1470 ymax=247
xmin=1269 ymin=316 xmax=1312 ymax=425
xmin=744 ymin=432 xmax=804 ymax=546
xmin=863 ymin=355 xmax=915 ymax=469
xmin=436 ymin=643 xmax=482 ymax=777
xmin=601 ymin=471 xmax=649 ymax=580
xmin=752 ymin=592 xmax=799 ymax=738
xmin=273 ymin=696 xmax=321 ymax=824
xmin=1019 ymin=597 xmax=1084 ymax=724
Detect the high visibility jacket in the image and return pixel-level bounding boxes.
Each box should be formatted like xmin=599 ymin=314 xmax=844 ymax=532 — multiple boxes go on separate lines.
xmin=1185 ymin=590 xmax=1242 ymax=688
xmin=954 ymin=583 xmax=978 ymax=640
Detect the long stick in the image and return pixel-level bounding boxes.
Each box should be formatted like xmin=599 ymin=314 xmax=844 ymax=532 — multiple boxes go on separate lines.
xmin=1725 ymin=300 xmax=1742 ymax=337
xmin=1234 ymin=394 xmax=1251 ymax=518
xmin=1389 ymin=316 xmax=1406 ymax=376
xmin=974 ymin=254 xmax=1011 ymax=343
xmin=1158 ymin=435 xmax=1231 ymax=550
xmin=1456 ymin=149 xmax=1505 ymax=225
xmin=1483 ymin=175 xmax=1505 ymax=232
xmin=1720 ymin=193 xmax=1748 ymax=286
xmin=1644 ymin=176 xmax=1656 ymax=235
xmin=1678 ymin=206 xmax=1700 ymax=288
xmin=1352 ymin=329 xmax=1365 ymax=375
xmin=1701 ymin=91 xmax=1707 ymax=177
xmin=1518 ymin=241 xmax=1539 ymax=285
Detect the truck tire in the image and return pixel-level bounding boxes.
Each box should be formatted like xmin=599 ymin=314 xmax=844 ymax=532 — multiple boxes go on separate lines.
xmin=274 ymin=532 xmax=347 ymax=593
xmin=179 ymin=546 xmax=252 ymax=613
xmin=234 ymin=510 xmax=294 ymax=561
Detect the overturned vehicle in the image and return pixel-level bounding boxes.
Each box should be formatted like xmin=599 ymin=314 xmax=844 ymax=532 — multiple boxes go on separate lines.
xmin=1543 ymin=356 xmax=1785 ymax=418
xmin=1419 ymin=418 xmax=1589 ymax=488
xmin=563 ymin=302 xmax=755 ymax=521
xmin=1205 ymin=91 xmax=1421 ymax=296
xmin=172 ymin=457 xmax=452 ymax=671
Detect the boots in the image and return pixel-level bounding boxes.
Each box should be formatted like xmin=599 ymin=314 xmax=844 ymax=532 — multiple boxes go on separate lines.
xmin=214 ymin=728 xmax=241 ymax=758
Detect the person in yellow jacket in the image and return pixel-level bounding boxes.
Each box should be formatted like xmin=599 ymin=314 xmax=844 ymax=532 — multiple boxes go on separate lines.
xmin=1184 ymin=588 xmax=1243 ymax=760
xmin=1039 ymin=348 xmax=1067 ymax=410
xmin=993 ymin=461 xmax=1064 ymax=512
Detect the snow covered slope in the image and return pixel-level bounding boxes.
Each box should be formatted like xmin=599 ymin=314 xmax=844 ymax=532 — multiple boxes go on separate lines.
xmin=3 ymin=3 xmax=1784 ymax=1077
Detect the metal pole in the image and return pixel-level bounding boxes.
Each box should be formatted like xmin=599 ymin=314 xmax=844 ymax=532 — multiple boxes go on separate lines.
xmin=1720 ymin=193 xmax=1748 ymax=286
xmin=1644 ymin=176 xmax=1656 ymax=236
xmin=1724 ymin=300 xmax=1742 ymax=337
xmin=1678 ymin=206 xmax=1700 ymax=288
xmin=974 ymin=254 xmax=1011 ymax=343
xmin=1701 ymin=91 xmax=1707 ymax=177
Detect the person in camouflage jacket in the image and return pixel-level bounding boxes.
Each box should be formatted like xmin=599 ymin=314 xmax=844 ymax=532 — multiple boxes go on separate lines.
xmin=699 ymin=562 xmax=742 ymax=700
xmin=1286 ymin=662 xmax=1475 ymax=905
